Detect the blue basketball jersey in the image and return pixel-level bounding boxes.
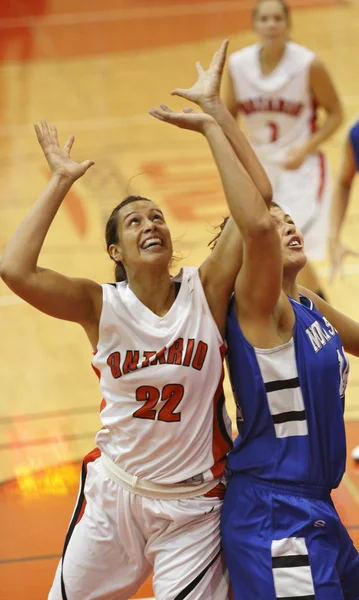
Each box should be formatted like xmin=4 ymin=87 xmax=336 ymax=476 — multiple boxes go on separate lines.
xmin=226 ymin=295 xmax=349 ymax=489
xmin=349 ymin=119 xmax=359 ymax=171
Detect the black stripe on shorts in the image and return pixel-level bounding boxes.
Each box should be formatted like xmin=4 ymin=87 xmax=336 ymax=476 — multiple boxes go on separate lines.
xmin=61 ymin=460 xmax=87 ymax=600
xmin=174 ymin=548 xmax=222 ymax=600
xmin=272 ymin=554 xmax=310 ymax=569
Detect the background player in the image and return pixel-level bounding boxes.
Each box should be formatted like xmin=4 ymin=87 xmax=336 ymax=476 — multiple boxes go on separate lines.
xmin=224 ymin=0 xmax=343 ymax=299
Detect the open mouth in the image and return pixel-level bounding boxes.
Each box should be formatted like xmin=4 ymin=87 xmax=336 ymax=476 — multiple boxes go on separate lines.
xmin=141 ymin=237 xmax=163 ymax=250
xmin=287 ymin=236 xmax=302 ymax=248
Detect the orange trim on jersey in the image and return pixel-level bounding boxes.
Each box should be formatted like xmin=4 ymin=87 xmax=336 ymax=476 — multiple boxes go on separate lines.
xmin=76 ymin=447 xmax=102 ymax=524
xmin=210 ymin=343 xmax=232 ymax=480
xmin=91 ymin=353 xmax=107 ymax=413
xmin=204 ymin=482 xmax=226 ymax=500
xmin=317 ymin=152 xmax=326 ymax=205
xmin=310 ymin=96 xmax=318 ymax=134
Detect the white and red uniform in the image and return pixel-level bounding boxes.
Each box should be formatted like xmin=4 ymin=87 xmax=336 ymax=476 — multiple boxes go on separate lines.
xmin=49 ymin=267 xmax=232 ymax=600
xmin=229 ymin=41 xmax=331 ymax=259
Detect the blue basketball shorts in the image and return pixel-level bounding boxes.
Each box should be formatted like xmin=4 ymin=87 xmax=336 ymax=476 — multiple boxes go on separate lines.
xmin=221 ymin=474 xmax=359 ymax=600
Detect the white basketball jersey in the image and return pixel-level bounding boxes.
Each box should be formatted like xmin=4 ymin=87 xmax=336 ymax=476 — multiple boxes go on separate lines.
xmin=92 ymin=267 xmax=232 ymax=485
xmin=229 ymin=41 xmax=316 ymax=163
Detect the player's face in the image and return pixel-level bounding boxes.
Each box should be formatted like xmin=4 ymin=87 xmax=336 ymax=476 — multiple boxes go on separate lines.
xmin=253 ymin=1 xmax=289 ymax=46
xmin=270 ymin=205 xmax=307 ymax=273
xmin=116 ymin=200 xmax=173 ymax=273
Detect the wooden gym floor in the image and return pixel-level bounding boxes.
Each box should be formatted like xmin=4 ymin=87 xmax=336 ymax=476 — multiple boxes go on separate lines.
xmin=0 ymin=0 xmax=358 ymax=598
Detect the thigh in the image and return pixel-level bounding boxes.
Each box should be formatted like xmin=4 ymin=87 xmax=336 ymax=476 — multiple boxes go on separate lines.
xmin=222 ymin=477 xmax=345 ymax=600
xmin=149 ymin=495 xmax=231 ymax=600
xmin=48 ymin=457 xmax=151 ymax=600
xmin=336 ymin=518 xmax=359 ymax=600
xmin=221 ymin=478 xmax=277 ymax=600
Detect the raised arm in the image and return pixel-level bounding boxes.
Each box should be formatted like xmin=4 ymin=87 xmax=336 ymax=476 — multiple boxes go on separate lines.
xmin=0 ymin=122 xmax=101 ymax=338
xmin=150 ymin=104 xmax=281 ymax=334
xmin=171 ymin=40 xmax=273 ymax=206
xmin=222 ymin=66 xmax=238 ymax=119
xmin=329 ymin=133 xmax=359 ymax=282
xmin=166 ymin=41 xmax=276 ymax=331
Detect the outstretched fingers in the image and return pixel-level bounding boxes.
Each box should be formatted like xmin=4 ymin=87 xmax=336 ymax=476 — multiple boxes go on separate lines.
xmin=81 ymin=159 xmax=95 ymax=173
xmin=50 ymin=123 xmax=60 ymax=147
xmin=212 ymin=39 xmax=229 ymax=73
xmin=63 ymin=135 xmax=75 ymax=155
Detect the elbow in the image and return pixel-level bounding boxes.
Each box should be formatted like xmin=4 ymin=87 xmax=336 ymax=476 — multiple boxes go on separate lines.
xmin=0 ymin=260 xmax=26 ymax=290
xmin=262 ymin=187 xmax=273 ymax=207
xmin=245 ymin=213 xmax=275 ymax=241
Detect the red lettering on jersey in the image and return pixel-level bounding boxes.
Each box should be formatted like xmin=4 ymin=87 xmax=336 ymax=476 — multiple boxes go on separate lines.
xmin=107 ymin=352 xmax=122 ymax=378
xmin=238 ymin=96 xmax=303 ymax=117
xmin=142 ymin=351 xmax=157 ymax=368
xmin=154 ymin=346 xmax=167 ymax=365
xmin=192 ymin=341 xmax=208 ymax=370
xmin=167 ymin=338 xmax=184 ymax=365
xmin=183 ymin=338 xmax=195 ymax=366
xmin=123 ymin=350 xmax=140 ymax=374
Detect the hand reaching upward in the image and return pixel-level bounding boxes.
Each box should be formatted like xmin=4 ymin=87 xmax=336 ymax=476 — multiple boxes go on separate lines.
xmin=34 ymin=120 xmax=94 ymax=182
xmin=171 ymin=40 xmax=229 ymax=111
xmin=149 ymin=104 xmax=215 ymax=133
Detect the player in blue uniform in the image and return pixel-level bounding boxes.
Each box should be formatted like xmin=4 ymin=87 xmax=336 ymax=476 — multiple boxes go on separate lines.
xmin=220 ymin=138 xmax=359 ymax=596
xmin=151 ymin=41 xmax=359 ymax=600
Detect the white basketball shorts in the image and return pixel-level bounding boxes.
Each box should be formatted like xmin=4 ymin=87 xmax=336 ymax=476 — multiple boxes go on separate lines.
xmin=48 ymin=450 xmax=231 ymax=600
xmin=264 ymin=152 xmax=332 ymax=261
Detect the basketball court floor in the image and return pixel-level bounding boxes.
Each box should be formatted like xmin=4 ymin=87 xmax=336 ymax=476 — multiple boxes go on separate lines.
xmin=0 ymin=0 xmax=358 ymax=597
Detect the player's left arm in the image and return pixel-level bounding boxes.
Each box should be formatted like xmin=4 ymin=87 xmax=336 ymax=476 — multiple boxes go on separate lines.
xmin=304 ymin=58 xmax=344 ymax=154
xmin=298 ymin=286 xmax=359 ymax=356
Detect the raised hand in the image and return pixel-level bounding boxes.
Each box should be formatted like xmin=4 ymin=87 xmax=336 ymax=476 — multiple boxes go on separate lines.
xmin=171 ymin=40 xmax=229 ymax=110
xmin=34 ymin=120 xmax=94 ymax=182
xmin=149 ymin=104 xmax=215 ymax=133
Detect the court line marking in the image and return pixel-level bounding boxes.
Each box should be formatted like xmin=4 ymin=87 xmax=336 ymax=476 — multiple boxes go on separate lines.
xmin=0 ymin=406 xmax=99 ymax=424
xmin=0 ymin=432 xmax=95 ymax=451
xmin=0 ymin=554 xmax=61 ymax=565
xmin=0 ymin=1 xmax=334 ymax=29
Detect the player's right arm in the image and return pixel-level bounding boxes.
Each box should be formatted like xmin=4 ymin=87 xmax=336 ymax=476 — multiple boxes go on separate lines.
xmin=222 ymin=63 xmax=238 ymax=118
xmin=329 ymin=130 xmax=359 ymax=282
xmin=171 ymin=40 xmax=272 ymax=206
xmin=0 ymin=121 xmax=101 ymax=328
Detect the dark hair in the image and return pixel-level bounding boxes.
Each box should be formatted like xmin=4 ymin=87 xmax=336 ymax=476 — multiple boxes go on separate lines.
xmin=105 ymin=195 xmax=153 ymax=282
xmin=209 ymin=201 xmax=281 ymax=250
xmin=253 ymin=0 xmax=291 ymax=25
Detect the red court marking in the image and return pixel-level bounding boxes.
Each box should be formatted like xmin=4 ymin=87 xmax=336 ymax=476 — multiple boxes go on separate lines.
xmin=0 ymin=0 xmax=342 ymax=61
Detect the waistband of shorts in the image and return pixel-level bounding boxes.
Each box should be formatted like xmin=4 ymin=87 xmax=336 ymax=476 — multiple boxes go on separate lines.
xmin=229 ymin=472 xmax=332 ymax=500
xmin=101 ymin=453 xmax=222 ymax=500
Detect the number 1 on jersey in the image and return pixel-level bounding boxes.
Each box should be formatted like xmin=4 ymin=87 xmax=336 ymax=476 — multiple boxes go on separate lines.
xmin=267 ymin=121 xmax=279 ymax=143
xmin=133 ymin=384 xmax=184 ymax=422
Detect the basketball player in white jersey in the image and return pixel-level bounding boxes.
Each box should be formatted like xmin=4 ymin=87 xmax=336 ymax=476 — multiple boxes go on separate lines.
xmin=0 ymin=44 xmax=273 ymax=600
xmin=224 ymin=0 xmax=343 ymax=299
